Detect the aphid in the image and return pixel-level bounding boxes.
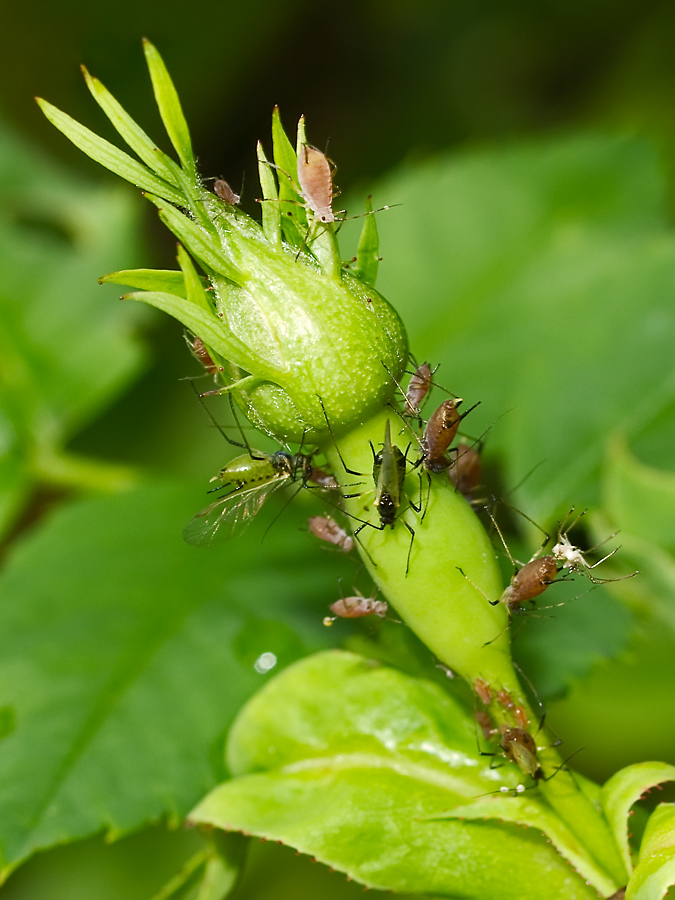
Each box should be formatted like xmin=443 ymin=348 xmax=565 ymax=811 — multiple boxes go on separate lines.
xmin=499 ymin=726 xmax=543 ymax=784
xmin=475 ymin=710 xmax=496 ymax=741
xmin=186 ymin=334 xmax=219 ymax=376
xmin=403 ymin=362 xmax=434 ymax=418
xmin=324 ymin=590 xmax=388 ymax=625
xmin=420 ymin=399 xmax=480 ymax=473
xmin=448 ymin=439 xmax=482 ymax=499
xmin=474 ymin=677 xmax=493 ymax=705
xmin=213 ymin=179 xmax=241 ymax=205
xmin=496 ymin=688 xmax=514 ymax=710
xmin=483 ymin=508 xmax=566 ymax=613
xmin=320 ymin=402 xmax=420 ymax=573
xmin=551 ymin=510 xmax=638 ymax=585
xmin=184 ymin=449 xmax=315 ymax=546
xmin=297 ymin=144 xmax=334 ymax=224
xmin=305 ymin=468 xmax=339 ymax=491
xmin=184 ymin=390 xmax=320 ymax=546
xmin=496 ymin=555 xmax=561 ymax=612
xmin=514 ymin=705 xmax=529 ymax=729
xmin=495 ymin=688 xmax=530 ymax=729
xmin=308 ymin=515 xmax=354 ymax=553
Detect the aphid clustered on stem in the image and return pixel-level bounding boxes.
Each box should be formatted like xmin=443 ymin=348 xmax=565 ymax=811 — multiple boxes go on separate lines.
xmin=37 ymin=40 xmax=674 ymax=900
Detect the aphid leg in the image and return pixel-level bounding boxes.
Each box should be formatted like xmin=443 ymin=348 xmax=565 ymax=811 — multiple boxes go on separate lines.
xmin=198 ymin=373 xmax=263 ymax=398
xmin=191 ymin=382 xmax=270 ymax=461
xmin=317 ymin=396 xmax=369 ymax=480
xmin=484 ymin=504 xmax=549 ymax=569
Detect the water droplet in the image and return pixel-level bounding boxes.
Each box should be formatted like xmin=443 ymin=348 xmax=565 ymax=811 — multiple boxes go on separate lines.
xmin=254 ymin=651 xmax=277 ymax=674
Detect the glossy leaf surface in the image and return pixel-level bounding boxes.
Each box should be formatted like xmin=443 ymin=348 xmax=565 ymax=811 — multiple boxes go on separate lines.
xmin=192 ymin=651 xmax=601 ymax=899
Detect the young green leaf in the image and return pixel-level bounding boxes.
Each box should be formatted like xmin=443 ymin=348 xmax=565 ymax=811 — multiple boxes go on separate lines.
xmin=143 ymin=39 xmax=195 ymax=174
xmin=601 ymin=762 xmax=675 ymax=874
xmin=271 ymin=106 xmax=307 ymax=245
xmin=256 ymin=141 xmax=281 ymax=246
xmin=625 ymin=803 xmax=675 ymax=899
xmin=431 ymin=794 xmax=620 ymax=896
xmin=100 ymin=268 xmax=190 ymax=297
xmin=603 ymin=436 xmax=675 ymax=552
xmin=351 ymin=195 xmax=379 ymax=286
xmin=36 ymin=99 xmax=185 ymax=206
xmin=141 ymin=194 xmax=238 ymax=281
xmin=191 ymin=651 xmax=602 ymax=899
xmin=81 ymin=66 xmax=182 ymax=187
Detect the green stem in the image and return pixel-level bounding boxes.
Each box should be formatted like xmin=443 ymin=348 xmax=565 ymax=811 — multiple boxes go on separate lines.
xmin=322 ymin=408 xmax=628 ymax=889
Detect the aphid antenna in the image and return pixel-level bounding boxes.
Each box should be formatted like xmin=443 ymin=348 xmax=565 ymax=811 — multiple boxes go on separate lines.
xmin=189 ymin=381 xmax=268 ymax=461
xmin=534 ymin=582 xmax=596 ymax=612
xmin=512 ymin=661 xmax=548 ymax=735
xmin=499 ymin=457 xmax=547 ymax=503
xmin=540 ymin=746 xmax=585 ymax=785
xmin=259 ymin=478 xmax=311 ymax=544
xmin=381 ymin=359 xmax=454 ymax=421
xmin=317 ymin=395 xmax=370 ymax=481
xmin=483 ymin=503 xmax=550 ymax=570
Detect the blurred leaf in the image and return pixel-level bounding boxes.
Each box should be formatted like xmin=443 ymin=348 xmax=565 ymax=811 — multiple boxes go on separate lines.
xmin=0 ymin=480 xmax=346 ymax=877
xmin=626 ymin=803 xmax=675 ymax=899
xmin=345 ymin=133 xmax=675 ymax=523
xmin=603 ymin=436 xmax=675 ymax=553
xmin=0 ymin=116 xmax=149 ymax=532
xmin=192 ymin=651 xmax=602 ymax=899
xmin=150 ymin=832 xmax=247 ymax=900
xmin=36 ymin=100 xmax=185 ymax=206
xmin=513 ymin=578 xmax=634 ymax=702
xmin=602 ymin=763 xmax=675 ymax=875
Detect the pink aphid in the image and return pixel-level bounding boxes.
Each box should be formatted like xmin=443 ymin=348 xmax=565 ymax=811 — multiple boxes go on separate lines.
xmin=297 ymin=145 xmax=334 ymax=223
xmin=325 ymin=592 xmax=388 ymax=624
xmin=404 ymin=362 xmax=433 ymax=418
xmin=308 ymin=515 xmax=354 ymax=553
xmin=474 ymin=677 xmax=493 ymax=705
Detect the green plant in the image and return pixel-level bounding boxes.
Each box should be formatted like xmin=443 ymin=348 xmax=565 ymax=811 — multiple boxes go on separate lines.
xmin=1 ymin=38 xmax=675 ymax=900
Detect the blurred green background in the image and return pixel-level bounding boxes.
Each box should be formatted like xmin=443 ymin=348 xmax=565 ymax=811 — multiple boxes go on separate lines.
xmin=2 ymin=1 xmax=675 ymax=897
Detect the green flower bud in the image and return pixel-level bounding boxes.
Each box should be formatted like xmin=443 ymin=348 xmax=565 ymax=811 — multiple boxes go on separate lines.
xmin=37 ymin=41 xmax=407 ymax=443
